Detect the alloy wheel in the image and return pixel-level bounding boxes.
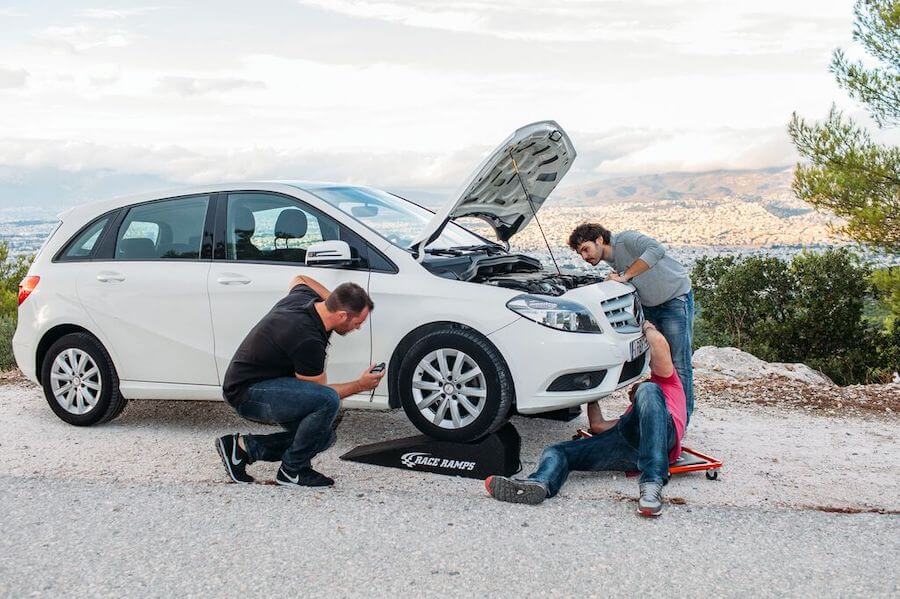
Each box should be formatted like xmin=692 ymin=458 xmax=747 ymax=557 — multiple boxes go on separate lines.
xmin=412 ymin=348 xmax=487 ymax=430
xmin=50 ymin=348 xmax=103 ymax=415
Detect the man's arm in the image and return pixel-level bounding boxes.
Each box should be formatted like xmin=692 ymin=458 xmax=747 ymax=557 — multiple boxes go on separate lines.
xmin=607 ymin=231 xmax=665 ymax=283
xmin=288 ymin=274 xmax=330 ymax=299
xmin=644 ymin=321 xmax=675 ymax=378
xmin=295 ymin=366 xmax=384 ymax=399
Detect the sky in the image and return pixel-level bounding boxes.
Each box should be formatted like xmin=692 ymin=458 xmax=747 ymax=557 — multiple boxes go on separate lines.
xmin=0 ymin=0 xmax=875 ymax=207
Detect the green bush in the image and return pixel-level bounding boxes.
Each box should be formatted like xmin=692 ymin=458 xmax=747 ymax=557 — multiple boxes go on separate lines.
xmin=0 ymin=241 xmax=34 ymax=371
xmin=692 ymin=248 xmax=898 ymax=385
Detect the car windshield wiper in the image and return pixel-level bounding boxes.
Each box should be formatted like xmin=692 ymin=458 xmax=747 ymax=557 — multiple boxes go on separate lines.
xmin=447 ymin=244 xmax=505 ymax=253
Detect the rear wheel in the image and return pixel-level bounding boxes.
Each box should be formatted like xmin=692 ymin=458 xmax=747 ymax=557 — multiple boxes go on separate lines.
xmin=40 ymin=333 xmax=127 ymax=426
xmin=398 ymin=327 xmax=513 ymax=442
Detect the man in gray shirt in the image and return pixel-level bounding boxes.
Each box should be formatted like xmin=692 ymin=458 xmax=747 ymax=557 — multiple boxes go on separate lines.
xmin=568 ymin=223 xmax=695 ymax=425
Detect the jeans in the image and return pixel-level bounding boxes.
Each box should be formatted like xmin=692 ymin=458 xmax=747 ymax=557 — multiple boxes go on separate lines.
xmin=643 ymin=290 xmax=695 ymax=424
xmin=528 ymin=382 xmax=676 ymax=496
xmin=233 ymin=377 xmax=340 ymax=474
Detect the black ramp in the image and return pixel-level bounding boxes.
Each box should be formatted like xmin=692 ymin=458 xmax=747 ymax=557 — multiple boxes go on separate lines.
xmin=340 ymin=423 xmax=521 ymax=480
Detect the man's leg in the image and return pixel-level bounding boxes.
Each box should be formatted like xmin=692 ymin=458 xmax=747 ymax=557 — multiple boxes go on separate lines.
xmin=237 ymin=378 xmax=340 ymax=474
xmin=487 ymin=414 xmax=640 ymax=504
xmin=623 ymin=383 xmax=677 ymax=516
xmin=643 ymin=292 xmax=695 ymax=424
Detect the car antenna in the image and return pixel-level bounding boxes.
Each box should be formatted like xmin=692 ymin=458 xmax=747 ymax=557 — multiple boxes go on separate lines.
xmin=508 ymin=148 xmax=562 ymax=276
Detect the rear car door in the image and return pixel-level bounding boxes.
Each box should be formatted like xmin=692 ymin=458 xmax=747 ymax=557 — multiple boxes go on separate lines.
xmin=207 ymin=191 xmax=372 ymax=387
xmin=76 ymin=194 xmax=219 ymax=385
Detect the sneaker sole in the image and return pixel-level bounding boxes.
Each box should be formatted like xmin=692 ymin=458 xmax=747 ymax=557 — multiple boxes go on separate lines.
xmin=275 ymin=478 xmax=334 ymax=488
xmin=215 ymin=437 xmax=252 ymax=484
xmin=637 ymin=506 xmax=662 ymax=518
xmin=487 ymin=476 xmax=546 ymax=505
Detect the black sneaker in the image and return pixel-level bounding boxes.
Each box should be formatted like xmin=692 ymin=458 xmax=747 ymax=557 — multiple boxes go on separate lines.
xmin=276 ymin=466 xmax=335 ymax=487
xmin=485 ymin=475 xmax=548 ymax=505
xmin=216 ymin=434 xmax=254 ymax=484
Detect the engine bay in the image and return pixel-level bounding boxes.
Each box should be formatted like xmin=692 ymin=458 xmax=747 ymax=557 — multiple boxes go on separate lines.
xmin=424 ymin=250 xmax=603 ymax=296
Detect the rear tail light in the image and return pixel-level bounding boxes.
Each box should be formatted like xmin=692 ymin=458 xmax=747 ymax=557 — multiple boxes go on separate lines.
xmin=18 ymin=276 xmax=40 ymax=306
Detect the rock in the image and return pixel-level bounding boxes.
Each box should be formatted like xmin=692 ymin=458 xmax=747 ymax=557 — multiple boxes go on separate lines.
xmin=692 ymin=346 xmax=834 ymax=386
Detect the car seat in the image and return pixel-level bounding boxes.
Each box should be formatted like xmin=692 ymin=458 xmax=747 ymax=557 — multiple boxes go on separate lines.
xmin=230 ymin=205 xmax=262 ymax=260
xmin=117 ymin=238 xmax=156 ymax=260
xmin=273 ymin=209 xmax=308 ymax=263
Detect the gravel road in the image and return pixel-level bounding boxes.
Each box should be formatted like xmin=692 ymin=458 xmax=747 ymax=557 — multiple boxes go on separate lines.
xmin=1 ymin=378 xmax=898 ymax=597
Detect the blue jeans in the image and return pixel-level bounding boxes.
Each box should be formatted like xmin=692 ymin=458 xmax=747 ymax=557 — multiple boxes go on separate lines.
xmin=643 ymin=290 xmax=695 ymax=425
xmin=233 ymin=377 xmax=340 ymax=474
xmin=528 ymin=382 xmax=676 ymax=495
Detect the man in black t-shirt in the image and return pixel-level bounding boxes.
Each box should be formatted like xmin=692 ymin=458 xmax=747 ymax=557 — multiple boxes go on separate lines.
xmin=216 ymin=275 xmax=383 ymax=487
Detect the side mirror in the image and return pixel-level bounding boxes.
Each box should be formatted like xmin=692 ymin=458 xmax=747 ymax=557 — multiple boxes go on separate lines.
xmin=305 ymin=240 xmax=355 ymax=266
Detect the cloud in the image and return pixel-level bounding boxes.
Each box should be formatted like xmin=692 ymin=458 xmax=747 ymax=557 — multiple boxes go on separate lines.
xmin=156 ymin=76 xmax=266 ymax=96
xmin=294 ymin=0 xmax=848 ymax=51
xmin=0 ymin=8 xmax=27 ymax=17
xmin=76 ymin=7 xmax=164 ymax=20
xmin=0 ymin=67 xmax=28 ymax=89
xmin=33 ymin=24 xmax=136 ymax=52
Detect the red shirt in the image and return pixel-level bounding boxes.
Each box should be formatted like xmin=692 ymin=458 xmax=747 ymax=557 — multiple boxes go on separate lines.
xmin=649 ymin=370 xmax=687 ymax=463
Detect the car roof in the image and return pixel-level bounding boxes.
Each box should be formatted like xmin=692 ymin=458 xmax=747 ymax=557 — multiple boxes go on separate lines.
xmin=56 ymin=180 xmax=354 ymax=222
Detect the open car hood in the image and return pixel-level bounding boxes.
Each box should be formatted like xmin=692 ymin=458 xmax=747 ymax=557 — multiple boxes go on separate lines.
xmin=410 ymin=120 xmax=575 ymax=253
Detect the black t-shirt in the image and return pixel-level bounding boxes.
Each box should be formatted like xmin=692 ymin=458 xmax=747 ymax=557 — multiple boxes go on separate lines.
xmin=222 ymin=285 xmax=332 ymax=405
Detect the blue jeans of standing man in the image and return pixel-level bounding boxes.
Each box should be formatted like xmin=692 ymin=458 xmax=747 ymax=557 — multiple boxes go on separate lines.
xmin=527 ymin=383 xmax=677 ymax=496
xmin=233 ymin=377 xmax=340 ymax=474
xmin=643 ymin=290 xmax=695 ymax=424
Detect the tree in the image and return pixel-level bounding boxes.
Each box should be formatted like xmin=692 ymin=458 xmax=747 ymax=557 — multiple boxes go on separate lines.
xmin=788 ymin=0 xmax=899 ymax=253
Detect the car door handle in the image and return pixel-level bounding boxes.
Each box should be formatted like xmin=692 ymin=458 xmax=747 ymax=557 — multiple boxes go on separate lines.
xmin=96 ymin=271 xmax=125 ymax=283
xmin=216 ymin=274 xmax=251 ymax=285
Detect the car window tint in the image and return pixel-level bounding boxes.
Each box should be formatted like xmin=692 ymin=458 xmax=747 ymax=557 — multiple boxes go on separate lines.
xmin=225 ymin=192 xmax=367 ymax=267
xmin=115 ymin=195 xmax=208 ymax=261
xmin=61 ymin=216 xmax=109 ymax=259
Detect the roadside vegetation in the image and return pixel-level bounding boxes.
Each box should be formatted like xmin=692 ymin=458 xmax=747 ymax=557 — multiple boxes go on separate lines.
xmin=0 ymin=241 xmax=33 ymax=370
xmin=692 ymin=249 xmax=900 ymax=385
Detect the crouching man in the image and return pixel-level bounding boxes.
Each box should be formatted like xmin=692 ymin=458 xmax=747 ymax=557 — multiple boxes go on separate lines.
xmin=216 ymin=275 xmax=383 ymax=488
xmin=485 ymin=320 xmax=686 ymax=517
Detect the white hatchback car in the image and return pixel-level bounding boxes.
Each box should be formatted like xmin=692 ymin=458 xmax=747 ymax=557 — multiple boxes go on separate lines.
xmin=14 ymin=121 xmax=648 ymax=442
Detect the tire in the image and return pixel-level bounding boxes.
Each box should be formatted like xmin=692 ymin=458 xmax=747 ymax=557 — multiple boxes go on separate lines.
xmin=40 ymin=333 xmax=127 ymax=426
xmin=398 ymin=327 xmax=513 ymax=442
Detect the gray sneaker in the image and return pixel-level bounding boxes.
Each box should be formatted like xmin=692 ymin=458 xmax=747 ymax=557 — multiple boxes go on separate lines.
xmin=638 ymin=481 xmax=664 ymax=517
xmin=485 ymin=476 xmax=548 ymax=505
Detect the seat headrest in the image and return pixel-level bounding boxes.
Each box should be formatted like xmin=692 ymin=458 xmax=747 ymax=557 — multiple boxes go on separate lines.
xmin=274 ymin=209 xmax=308 ymax=240
xmin=118 ymin=238 xmax=156 ymax=259
xmin=232 ymin=206 xmax=256 ymax=238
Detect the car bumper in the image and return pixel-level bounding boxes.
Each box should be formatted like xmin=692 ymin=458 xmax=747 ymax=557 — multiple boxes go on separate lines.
xmin=488 ymin=317 xmax=649 ymax=414
xmin=12 ymin=310 xmax=39 ymax=384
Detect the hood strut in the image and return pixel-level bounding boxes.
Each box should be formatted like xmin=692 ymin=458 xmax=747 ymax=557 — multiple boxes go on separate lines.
xmin=508 ymin=149 xmax=562 ymax=276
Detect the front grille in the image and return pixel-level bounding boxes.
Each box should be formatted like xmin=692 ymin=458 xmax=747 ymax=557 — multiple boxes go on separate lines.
xmin=601 ymin=291 xmax=644 ymax=333
xmin=547 ymin=370 xmax=607 ymax=392
xmin=617 ymin=353 xmax=647 ymax=383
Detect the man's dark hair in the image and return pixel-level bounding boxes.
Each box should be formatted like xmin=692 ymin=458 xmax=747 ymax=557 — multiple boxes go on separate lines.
xmin=568 ymin=223 xmax=611 ymax=250
xmin=325 ymin=282 xmax=374 ymax=315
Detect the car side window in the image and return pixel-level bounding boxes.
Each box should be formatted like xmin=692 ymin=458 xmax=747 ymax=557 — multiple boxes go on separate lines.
xmin=58 ymin=216 xmax=110 ymax=260
xmin=115 ymin=195 xmax=208 ymax=261
xmin=225 ymin=192 xmax=368 ymax=268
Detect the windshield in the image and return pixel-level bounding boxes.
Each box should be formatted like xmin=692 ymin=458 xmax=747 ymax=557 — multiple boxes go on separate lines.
xmin=309 ymin=186 xmax=489 ymax=250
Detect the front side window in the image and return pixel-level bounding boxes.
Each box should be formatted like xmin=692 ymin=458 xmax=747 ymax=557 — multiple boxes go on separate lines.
xmin=225 ymin=192 xmax=366 ymax=267
xmin=115 ymin=195 xmax=208 ymax=260
xmin=59 ymin=216 xmax=109 ymax=260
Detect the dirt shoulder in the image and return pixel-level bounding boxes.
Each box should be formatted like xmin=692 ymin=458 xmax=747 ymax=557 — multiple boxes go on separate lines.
xmin=1 ymin=370 xmax=897 ymax=513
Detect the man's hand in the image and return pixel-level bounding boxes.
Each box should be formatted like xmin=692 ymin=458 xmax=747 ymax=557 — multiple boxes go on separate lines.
xmin=606 ymin=272 xmax=629 ymax=283
xmin=357 ymin=364 xmax=385 ymax=392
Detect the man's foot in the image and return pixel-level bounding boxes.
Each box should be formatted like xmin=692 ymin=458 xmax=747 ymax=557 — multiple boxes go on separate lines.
xmin=484 ymin=475 xmax=548 ymax=505
xmin=216 ymin=434 xmax=254 ymax=484
xmin=276 ymin=466 xmax=335 ymax=487
xmin=637 ymin=481 xmax=664 ymax=517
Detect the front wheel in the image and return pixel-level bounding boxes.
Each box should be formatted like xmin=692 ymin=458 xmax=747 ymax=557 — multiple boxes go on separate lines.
xmin=398 ymin=327 xmax=513 ymax=442
xmin=41 ymin=333 xmax=127 ymax=426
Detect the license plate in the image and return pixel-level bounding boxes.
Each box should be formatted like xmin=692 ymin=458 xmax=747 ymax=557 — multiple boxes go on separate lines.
xmin=630 ymin=335 xmax=650 ymax=361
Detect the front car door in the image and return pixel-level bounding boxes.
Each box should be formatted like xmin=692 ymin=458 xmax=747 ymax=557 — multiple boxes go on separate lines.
xmin=207 ymin=191 xmax=372 ymax=392
xmin=76 ymin=194 xmax=219 ymax=386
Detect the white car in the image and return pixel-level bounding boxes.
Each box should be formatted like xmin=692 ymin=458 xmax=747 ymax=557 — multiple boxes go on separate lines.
xmin=13 ymin=121 xmax=647 ymax=442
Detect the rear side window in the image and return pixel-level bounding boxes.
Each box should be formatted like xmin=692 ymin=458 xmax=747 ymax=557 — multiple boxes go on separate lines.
xmin=58 ymin=216 xmax=110 ymax=261
xmin=115 ymin=195 xmax=208 ymax=261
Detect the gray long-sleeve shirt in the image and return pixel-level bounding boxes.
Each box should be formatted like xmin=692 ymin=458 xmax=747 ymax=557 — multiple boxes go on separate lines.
xmin=606 ymin=231 xmax=691 ymax=307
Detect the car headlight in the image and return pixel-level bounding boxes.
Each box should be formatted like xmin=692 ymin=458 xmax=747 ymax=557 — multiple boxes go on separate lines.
xmin=506 ymin=294 xmax=603 ymax=333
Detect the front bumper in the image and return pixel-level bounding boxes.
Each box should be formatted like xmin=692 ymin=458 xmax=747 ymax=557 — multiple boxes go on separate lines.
xmin=488 ymin=317 xmax=649 ymax=414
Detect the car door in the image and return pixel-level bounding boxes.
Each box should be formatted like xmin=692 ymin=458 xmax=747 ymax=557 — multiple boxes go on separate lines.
xmin=207 ymin=191 xmax=372 ymax=389
xmin=76 ymin=194 xmax=219 ymax=385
